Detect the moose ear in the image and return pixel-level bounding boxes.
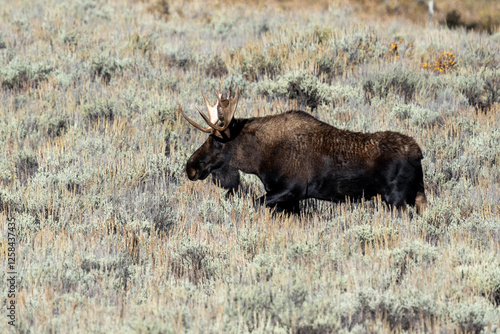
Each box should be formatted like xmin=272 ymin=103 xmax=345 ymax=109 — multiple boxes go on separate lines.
xmin=212 ymin=128 xmax=230 ymax=140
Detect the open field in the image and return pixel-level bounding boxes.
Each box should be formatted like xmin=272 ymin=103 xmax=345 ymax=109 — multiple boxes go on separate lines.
xmin=0 ymin=0 xmax=499 ymax=332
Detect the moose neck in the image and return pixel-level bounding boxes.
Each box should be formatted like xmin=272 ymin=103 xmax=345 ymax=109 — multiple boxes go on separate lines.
xmin=226 ymin=118 xmax=263 ymax=175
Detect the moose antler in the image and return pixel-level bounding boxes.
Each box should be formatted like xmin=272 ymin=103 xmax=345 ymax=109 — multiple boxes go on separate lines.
xmin=201 ymin=91 xmax=220 ymax=124
xmin=178 ymin=91 xmax=220 ymax=133
xmin=198 ymin=86 xmax=239 ymax=132
xmin=178 ymin=104 xmax=212 ymax=133
xmin=180 ymin=86 xmax=239 ymax=133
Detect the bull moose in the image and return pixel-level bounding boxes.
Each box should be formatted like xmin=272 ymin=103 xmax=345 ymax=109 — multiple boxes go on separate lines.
xmin=179 ymin=87 xmax=428 ymax=214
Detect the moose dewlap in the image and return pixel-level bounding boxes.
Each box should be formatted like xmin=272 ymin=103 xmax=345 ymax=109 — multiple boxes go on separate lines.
xmin=180 ymin=87 xmax=428 ymax=214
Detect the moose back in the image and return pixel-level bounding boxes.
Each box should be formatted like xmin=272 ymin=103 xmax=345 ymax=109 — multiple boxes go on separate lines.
xmin=179 ymin=88 xmax=428 ymax=214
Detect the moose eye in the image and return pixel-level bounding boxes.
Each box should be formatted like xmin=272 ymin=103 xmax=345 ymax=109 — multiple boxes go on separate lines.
xmin=213 ymin=139 xmax=224 ymax=149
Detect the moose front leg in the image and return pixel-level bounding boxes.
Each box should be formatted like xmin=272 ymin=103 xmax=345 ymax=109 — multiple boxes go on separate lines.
xmin=257 ymin=184 xmax=304 ymax=214
xmin=277 ymin=200 xmax=301 ymax=214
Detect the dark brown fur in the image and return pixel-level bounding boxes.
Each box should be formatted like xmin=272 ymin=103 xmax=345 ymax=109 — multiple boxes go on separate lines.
xmin=186 ymin=110 xmax=427 ymax=214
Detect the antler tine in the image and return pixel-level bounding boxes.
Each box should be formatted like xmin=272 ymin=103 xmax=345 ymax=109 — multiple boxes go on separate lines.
xmin=223 ymin=86 xmax=238 ymax=127
xmin=198 ymin=107 xmax=227 ymax=132
xmin=217 ymin=80 xmax=223 ymax=99
xmin=206 ymin=86 xmax=238 ymax=133
xmin=178 ymin=104 xmax=212 ymax=133
xmin=202 ymin=90 xmax=219 ymax=124
xmin=182 ymin=87 xmax=239 ymax=134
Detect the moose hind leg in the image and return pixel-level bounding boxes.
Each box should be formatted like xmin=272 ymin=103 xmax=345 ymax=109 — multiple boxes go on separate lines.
xmin=384 ymin=159 xmax=427 ymax=212
xmin=412 ymin=162 xmax=428 ymax=214
xmin=383 ymin=161 xmax=412 ymax=210
xmin=405 ymin=158 xmax=428 ymax=214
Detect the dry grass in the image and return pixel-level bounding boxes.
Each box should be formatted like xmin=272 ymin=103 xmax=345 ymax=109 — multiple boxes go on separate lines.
xmin=352 ymin=0 xmax=500 ymax=33
xmin=0 ymin=0 xmax=499 ymax=333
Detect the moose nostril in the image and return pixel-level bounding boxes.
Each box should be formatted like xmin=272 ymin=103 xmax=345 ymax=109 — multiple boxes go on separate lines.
xmin=186 ymin=167 xmax=198 ymax=180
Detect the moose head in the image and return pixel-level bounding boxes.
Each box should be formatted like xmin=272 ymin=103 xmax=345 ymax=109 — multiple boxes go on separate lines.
xmin=179 ymin=87 xmax=242 ymax=194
